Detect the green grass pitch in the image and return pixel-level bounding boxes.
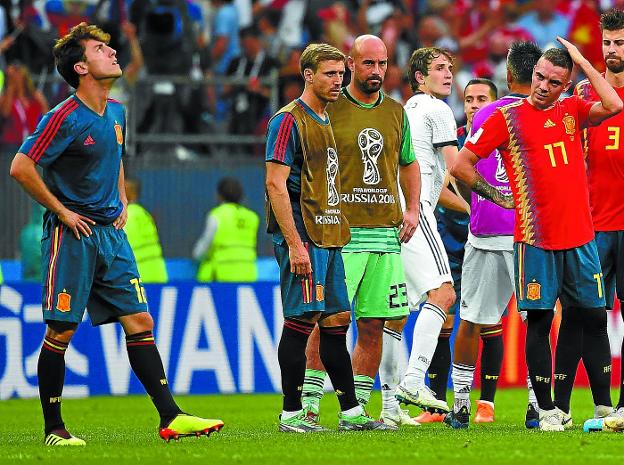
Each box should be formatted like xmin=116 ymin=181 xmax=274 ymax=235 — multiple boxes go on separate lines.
xmin=1 ymin=388 xmax=622 ymax=465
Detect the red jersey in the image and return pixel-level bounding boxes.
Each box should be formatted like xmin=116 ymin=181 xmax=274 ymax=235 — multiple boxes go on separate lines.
xmin=464 ymin=96 xmax=595 ymax=250
xmin=575 ymin=79 xmax=624 ymax=231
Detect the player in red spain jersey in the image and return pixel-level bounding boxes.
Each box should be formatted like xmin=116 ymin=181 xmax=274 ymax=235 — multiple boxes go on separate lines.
xmin=451 ymin=38 xmax=623 ymax=431
xmin=575 ymin=9 xmax=624 ymax=420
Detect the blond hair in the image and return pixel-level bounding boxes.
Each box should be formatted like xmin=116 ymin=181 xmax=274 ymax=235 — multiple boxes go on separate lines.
xmin=299 ymin=43 xmax=346 ymax=77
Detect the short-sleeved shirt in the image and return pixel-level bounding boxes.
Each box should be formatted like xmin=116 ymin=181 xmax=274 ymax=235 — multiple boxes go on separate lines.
xmin=575 ymin=79 xmax=624 ymax=231
xmin=464 ymin=96 xmax=595 ymax=250
xmin=404 ymin=92 xmax=458 ymax=207
xmin=212 ymin=4 xmax=240 ymax=74
xmin=265 ymin=98 xmax=329 ymax=245
xmin=19 ymin=95 xmax=125 ymax=225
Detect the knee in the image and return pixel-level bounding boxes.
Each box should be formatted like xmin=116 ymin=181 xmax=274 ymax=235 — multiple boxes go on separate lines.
xmin=46 ymin=321 xmax=78 ymax=343
xmin=579 ymin=307 xmax=607 ymax=335
xmin=460 ymin=319 xmax=479 ymax=337
xmin=319 ymin=311 xmax=351 ymax=327
xmin=385 ymin=316 xmax=408 ymax=332
xmin=123 ymin=312 xmax=155 ymax=335
xmin=356 ymin=318 xmax=384 ymax=340
xmin=428 ymin=283 xmax=456 ymax=311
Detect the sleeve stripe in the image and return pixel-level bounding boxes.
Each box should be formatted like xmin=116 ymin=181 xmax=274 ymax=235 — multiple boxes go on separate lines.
xmin=274 ymin=113 xmax=295 ymax=162
xmin=28 ymin=100 xmax=79 ymax=163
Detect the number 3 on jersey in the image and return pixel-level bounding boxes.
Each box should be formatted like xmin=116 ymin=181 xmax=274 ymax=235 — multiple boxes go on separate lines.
xmin=606 ymin=127 xmax=620 ymax=150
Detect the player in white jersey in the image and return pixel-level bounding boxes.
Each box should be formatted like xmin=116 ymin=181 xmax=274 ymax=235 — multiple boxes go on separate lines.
xmin=395 ymin=47 xmax=467 ymax=412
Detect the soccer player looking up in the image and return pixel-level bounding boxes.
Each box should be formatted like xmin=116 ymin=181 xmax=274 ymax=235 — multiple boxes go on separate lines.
xmin=265 ymin=43 xmax=392 ymax=432
xmin=395 ymin=47 xmax=466 ymax=414
xmin=301 ymin=34 xmax=421 ymax=428
xmin=574 ymin=8 xmax=624 ymax=420
xmin=443 ymin=42 xmax=543 ymax=430
xmin=451 ymin=38 xmax=622 ymax=432
xmin=9 ymin=23 xmax=223 ymax=446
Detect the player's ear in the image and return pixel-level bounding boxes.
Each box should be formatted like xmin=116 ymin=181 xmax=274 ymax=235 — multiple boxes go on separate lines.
xmin=415 ymin=70 xmax=426 ymax=86
xmin=347 ymin=56 xmax=355 ymax=73
xmin=563 ymin=80 xmax=572 ymax=93
xmin=74 ymin=61 xmax=88 ymax=77
xmin=303 ymin=68 xmax=314 ymax=84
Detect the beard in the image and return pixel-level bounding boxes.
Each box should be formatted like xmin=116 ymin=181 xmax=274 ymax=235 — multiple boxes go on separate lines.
xmin=356 ymin=76 xmax=383 ymax=94
xmin=606 ymin=56 xmax=624 ymax=73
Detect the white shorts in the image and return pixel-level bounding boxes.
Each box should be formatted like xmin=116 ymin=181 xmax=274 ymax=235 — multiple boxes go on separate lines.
xmin=459 ymin=242 xmax=515 ymax=325
xmin=401 ymin=202 xmax=453 ymax=310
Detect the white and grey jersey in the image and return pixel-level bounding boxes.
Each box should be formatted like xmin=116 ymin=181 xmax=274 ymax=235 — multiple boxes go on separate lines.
xmin=404 ymin=92 xmax=458 ymax=206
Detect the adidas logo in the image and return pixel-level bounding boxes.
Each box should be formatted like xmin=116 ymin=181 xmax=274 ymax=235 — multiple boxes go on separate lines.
xmin=544 ymin=119 xmax=556 ymax=128
xmin=84 ymin=135 xmax=95 ymax=146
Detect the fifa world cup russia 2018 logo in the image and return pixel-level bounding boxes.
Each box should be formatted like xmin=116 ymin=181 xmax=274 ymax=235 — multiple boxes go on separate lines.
xmin=358 ymin=128 xmax=384 ymax=185
xmin=326 ymin=147 xmax=339 ymax=206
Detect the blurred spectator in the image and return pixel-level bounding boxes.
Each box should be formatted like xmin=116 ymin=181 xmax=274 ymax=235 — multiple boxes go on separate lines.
xmin=124 ymin=178 xmax=169 ymax=283
xmin=0 ymin=61 xmax=48 ymax=150
xmin=46 ymin=0 xmax=96 ymax=37
xmin=383 ymin=64 xmax=404 ymax=102
xmin=225 ymin=25 xmax=280 ymax=137
xmin=567 ymin=0 xmax=604 ymax=72
xmin=193 ymin=177 xmax=259 ymax=282
xmin=515 ymin=0 xmax=570 ymax=49
xmin=416 ymin=14 xmax=457 ymax=51
xmin=211 ymin=0 xmax=240 ymax=75
xmin=318 ymin=2 xmax=355 ymax=52
xmin=451 ymin=0 xmax=501 ymax=66
xmin=109 ymin=21 xmax=144 ymax=106
xmin=257 ymin=8 xmax=287 ymax=61
xmin=19 ymin=201 xmax=44 ymax=282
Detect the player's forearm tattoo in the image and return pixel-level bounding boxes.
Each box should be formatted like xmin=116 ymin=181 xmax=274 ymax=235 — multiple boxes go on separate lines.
xmin=472 ymin=176 xmax=514 ymax=209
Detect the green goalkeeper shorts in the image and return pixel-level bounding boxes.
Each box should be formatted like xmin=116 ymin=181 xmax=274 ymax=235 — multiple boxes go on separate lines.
xmin=342 ymin=251 xmax=409 ymax=320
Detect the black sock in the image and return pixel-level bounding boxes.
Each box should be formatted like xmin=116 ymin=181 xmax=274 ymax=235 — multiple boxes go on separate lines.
xmin=480 ymin=324 xmax=503 ymax=403
xmin=126 ymin=331 xmax=181 ymax=427
xmin=553 ymin=307 xmax=582 ymax=413
xmin=278 ymin=319 xmax=314 ymax=412
xmin=580 ymin=307 xmax=612 ymax=407
xmin=526 ymin=311 xmax=555 ymax=411
xmin=427 ymin=328 xmax=452 ymax=403
xmin=619 ymin=302 xmax=624 ymax=409
xmin=319 ymin=325 xmax=359 ymax=411
xmin=38 ymin=336 xmax=68 ymax=435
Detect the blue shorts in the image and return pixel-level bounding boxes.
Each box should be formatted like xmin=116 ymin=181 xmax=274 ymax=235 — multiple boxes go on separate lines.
xmin=514 ymin=241 xmax=606 ymax=310
xmin=41 ymin=216 xmax=148 ymax=325
xmin=447 ymin=255 xmax=463 ymax=316
xmin=273 ymin=242 xmax=350 ymax=319
xmin=595 ymin=231 xmax=624 ymax=309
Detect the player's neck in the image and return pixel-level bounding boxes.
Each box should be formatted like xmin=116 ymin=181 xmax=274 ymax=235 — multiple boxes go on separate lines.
xmin=299 ymin=89 xmax=328 ymax=119
xmin=605 ymin=70 xmax=624 ymax=89
xmin=75 ymin=79 xmax=113 ymax=116
xmin=346 ymin=82 xmax=379 ymax=105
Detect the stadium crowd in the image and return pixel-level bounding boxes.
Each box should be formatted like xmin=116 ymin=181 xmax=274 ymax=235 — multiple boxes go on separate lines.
xmin=0 ymin=0 xmax=621 ymax=146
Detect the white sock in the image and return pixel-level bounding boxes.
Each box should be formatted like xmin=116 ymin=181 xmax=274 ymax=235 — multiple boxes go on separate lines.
xmin=281 ymin=409 xmax=302 ymax=420
xmin=452 ymin=363 xmax=475 ymax=412
xmin=527 ymin=373 xmax=537 ymax=405
xmin=341 ymin=405 xmax=364 ymax=417
xmin=404 ymin=302 xmax=446 ymax=386
xmin=380 ymin=327 xmax=402 ymax=412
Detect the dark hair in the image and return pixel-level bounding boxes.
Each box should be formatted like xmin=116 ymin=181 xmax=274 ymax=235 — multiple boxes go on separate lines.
xmin=601 ymin=9 xmax=624 ymax=31
xmin=464 ymin=78 xmax=497 ymax=100
xmin=407 ymin=47 xmax=454 ymax=92
xmin=218 ymin=177 xmax=243 ymax=203
xmin=507 ymin=41 xmax=542 ymax=85
xmin=53 ymin=22 xmax=111 ymax=89
xmin=541 ymin=48 xmax=573 ymax=72
xmin=240 ymin=25 xmax=260 ymax=39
